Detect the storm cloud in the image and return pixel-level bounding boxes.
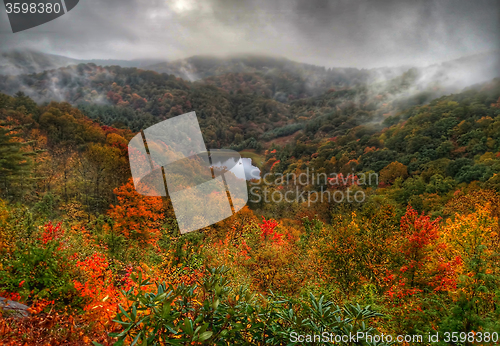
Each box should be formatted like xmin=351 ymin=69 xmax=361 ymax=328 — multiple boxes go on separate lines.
xmin=0 ymin=0 xmax=498 ymax=68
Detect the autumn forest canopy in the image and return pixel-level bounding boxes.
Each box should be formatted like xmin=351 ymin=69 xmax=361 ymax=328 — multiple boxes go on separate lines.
xmin=0 ymin=49 xmax=500 ymax=345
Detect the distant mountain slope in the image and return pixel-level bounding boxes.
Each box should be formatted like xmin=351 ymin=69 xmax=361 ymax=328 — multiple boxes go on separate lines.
xmin=265 ymin=78 xmax=500 ymax=193
xmin=0 ymin=52 xmax=497 ymax=150
xmin=0 ymin=61 xmax=466 ymax=151
xmin=0 ymin=50 xmax=166 ymax=75
xmin=0 ymin=63 xmax=294 ymax=149
xmin=0 ymin=50 xmax=78 ymax=75
xmin=416 ymin=51 xmax=500 ymax=92
xmin=2 ymin=50 xmax=497 ymax=102
xmin=147 ymin=54 xmax=374 ymax=98
xmin=146 ymin=52 xmax=499 ymax=101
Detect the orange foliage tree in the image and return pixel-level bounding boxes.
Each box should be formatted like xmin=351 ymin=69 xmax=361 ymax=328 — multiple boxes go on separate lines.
xmin=107 ymin=178 xmax=165 ymax=246
xmin=398 ymin=206 xmax=441 ymax=289
xmin=385 ymin=206 xmax=452 ymax=302
xmin=73 ymin=253 xmax=128 ymax=325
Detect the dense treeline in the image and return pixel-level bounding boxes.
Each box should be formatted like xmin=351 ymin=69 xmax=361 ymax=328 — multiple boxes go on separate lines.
xmin=259 ymin=79 xmax=500 ymax=216
xmin=0 ymin=60 xmax=453 ymax=151
xmin=147 ymin=54 xmax=377 ymax=96
xmin=0 ymin=64 xmax=296 ymax=149
xmin=0 ymin=92 xmax=132 ymax=214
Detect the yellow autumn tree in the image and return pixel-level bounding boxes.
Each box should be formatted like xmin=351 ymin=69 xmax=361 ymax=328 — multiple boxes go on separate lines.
xmin=439 ymin=204 xmax=500 ymax=331
xmin=441 ymin=205 xmax=499 ymax=274
xmin=380 ymin=161 xmax=408 ymax=185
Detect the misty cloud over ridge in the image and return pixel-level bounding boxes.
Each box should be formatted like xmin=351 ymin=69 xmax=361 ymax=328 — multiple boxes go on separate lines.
xmin=0 ymin=0 xmax=498 ymax=69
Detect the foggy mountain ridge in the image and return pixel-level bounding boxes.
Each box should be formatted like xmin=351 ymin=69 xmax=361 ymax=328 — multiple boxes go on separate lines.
xmin=0 ymin=49 xmax=167 ymax=76
xmin=1 ymin=49 xmax=498 ymax=88
xmin=94 ymin=50 xmax=500 ymax=98
xmin=0 ymin=49 xmax=497 ymax=113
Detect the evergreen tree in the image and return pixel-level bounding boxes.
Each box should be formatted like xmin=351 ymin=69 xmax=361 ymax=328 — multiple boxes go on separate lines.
xmin=0 ymin=121 xmax=34 ymax=200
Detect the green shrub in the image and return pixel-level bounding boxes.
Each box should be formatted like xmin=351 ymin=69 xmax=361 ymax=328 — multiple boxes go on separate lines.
xmin=103 ymin=266 xmax=387 ymax=345
xmin=0 ymin=222 xmax=82 ymax=308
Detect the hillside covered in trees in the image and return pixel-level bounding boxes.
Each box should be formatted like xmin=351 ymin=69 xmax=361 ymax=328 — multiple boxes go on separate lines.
xmin=2 ymin=52 xmax=495 ymax=152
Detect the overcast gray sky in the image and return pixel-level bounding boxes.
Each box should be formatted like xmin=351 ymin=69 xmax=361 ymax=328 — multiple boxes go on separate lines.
xmin=0 ymin=0 xmax=498 ymax=68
